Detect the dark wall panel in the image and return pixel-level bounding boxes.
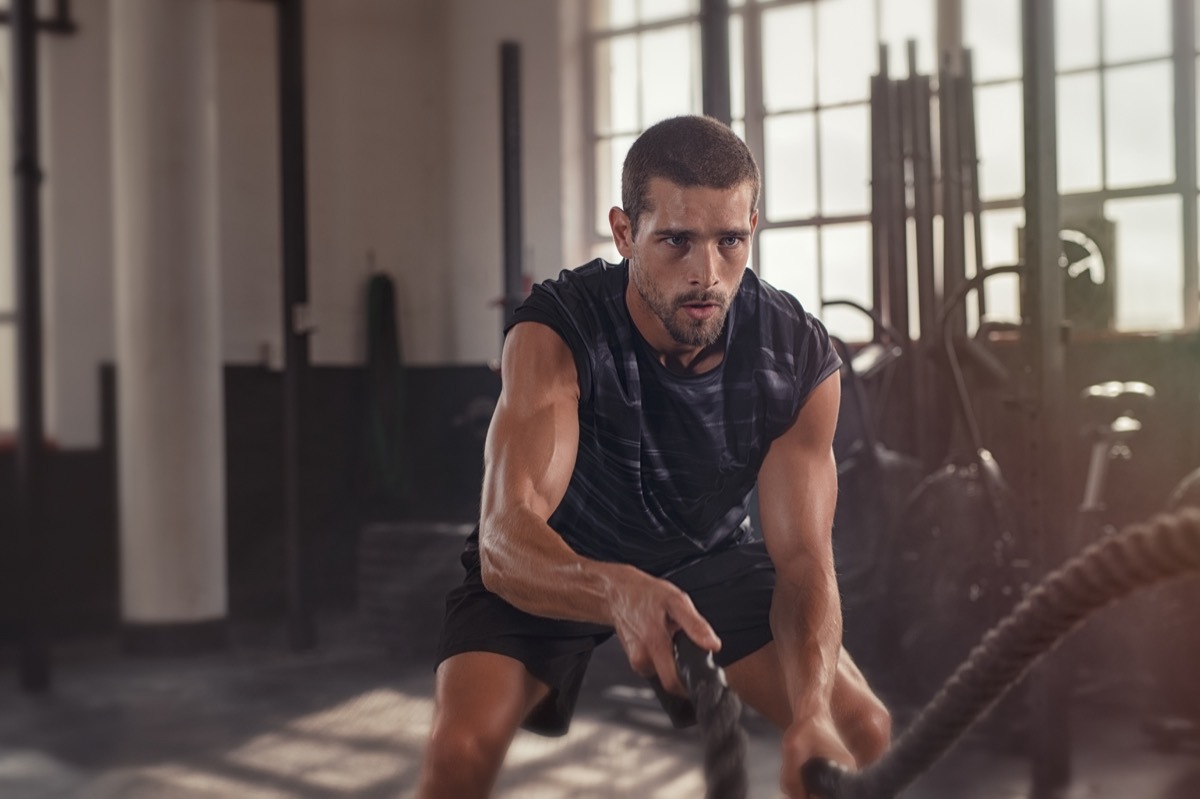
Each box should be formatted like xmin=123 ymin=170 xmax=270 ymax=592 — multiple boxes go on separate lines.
xmin=1 ymin=363 xmax=500 ymax=639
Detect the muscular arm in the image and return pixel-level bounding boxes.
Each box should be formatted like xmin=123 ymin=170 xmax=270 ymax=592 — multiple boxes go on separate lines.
xmin=756 ymin=373 xmax=843 ymax=730
xmin=477 ymin=322 xmax=719 ymax=692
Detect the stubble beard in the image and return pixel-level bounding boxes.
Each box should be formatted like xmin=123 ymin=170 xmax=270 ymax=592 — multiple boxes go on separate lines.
xmin=630 ymin=263 xmax=730 ymax=349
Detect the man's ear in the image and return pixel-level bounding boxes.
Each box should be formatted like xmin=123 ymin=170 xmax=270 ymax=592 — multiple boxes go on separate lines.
xmin=609 ymin=206 xmax=635 ymax=258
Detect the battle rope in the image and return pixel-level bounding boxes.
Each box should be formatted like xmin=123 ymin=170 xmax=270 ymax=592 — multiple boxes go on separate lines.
xmin=673 ymin=632 xmax=750 ymax=799
xmin=678 ymin=507 xmax=1200 ymax=799
xmin=805 ymin=506 xmax=1200 ymax=799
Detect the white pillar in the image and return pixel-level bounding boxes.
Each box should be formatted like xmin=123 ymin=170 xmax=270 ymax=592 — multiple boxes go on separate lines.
xmin=111 ymin=0 xmax=227 ymax=644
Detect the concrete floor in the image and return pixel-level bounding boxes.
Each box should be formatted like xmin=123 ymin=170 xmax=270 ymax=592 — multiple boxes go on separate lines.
xmin=1 ymin=613 xmax=1198 ymax=799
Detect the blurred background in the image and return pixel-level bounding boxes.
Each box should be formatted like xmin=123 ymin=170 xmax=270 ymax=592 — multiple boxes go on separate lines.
xmin=0 ymin=0 xmax=1198 ymax=797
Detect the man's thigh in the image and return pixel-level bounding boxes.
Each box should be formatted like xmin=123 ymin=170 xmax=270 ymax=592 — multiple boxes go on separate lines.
xmin=430 ymin=651 xmax=552 ymax=740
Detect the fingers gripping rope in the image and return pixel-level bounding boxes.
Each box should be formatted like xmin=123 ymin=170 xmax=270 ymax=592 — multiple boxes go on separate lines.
xmin=672 ymin=632 xmax=750 ymax=799
xmin=803 ymin=507 xmax=1200 ymax=799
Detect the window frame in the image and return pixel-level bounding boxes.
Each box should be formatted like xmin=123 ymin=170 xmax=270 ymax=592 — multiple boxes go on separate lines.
xmin=584 ymin=2 xmax=706 ymax=259
xmin=585 ymin=0 xmax=1200 ymax=333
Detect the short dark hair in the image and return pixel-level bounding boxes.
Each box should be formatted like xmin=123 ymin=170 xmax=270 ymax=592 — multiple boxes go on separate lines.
xmin=621 ymin=115 xmax=761 ymax=238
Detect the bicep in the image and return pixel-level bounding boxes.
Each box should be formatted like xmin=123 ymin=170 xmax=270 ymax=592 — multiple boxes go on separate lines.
xmin=481 ymin=323 xmax=582 ymax=527
xmin=755 ymin=373 xmax=841 ymax=574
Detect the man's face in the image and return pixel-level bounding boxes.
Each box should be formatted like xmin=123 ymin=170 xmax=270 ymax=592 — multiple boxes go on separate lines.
xmin=611 ymin=178 xmax=758 ymax=352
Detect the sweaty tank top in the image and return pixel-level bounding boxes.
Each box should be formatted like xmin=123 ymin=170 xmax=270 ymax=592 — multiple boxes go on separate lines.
xmin=472 ymin=258 xmax=840 ymax=577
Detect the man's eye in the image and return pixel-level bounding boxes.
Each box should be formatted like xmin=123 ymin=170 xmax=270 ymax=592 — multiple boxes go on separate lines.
xmin=721 ymin=236 xmax=742 ymax=247
xmin=665 ymin=236 xmax=687 ymax=247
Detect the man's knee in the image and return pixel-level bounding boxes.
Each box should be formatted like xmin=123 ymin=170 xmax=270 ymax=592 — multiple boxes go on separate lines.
xmin=425 ymin=717 xmax=511 ymax=775
xmin=420 ymin=716 xmax=516 ymax=798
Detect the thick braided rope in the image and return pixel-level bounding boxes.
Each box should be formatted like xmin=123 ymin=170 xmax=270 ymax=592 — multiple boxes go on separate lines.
xmin=809 ymin=506 xmax=1200 ymax=799
xmin=673 ymin=633 xmax=750 ymax=799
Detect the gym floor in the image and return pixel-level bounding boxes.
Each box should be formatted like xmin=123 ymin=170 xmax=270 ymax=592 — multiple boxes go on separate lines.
xmin=1 ymin=613 xmax=1198 ymax=799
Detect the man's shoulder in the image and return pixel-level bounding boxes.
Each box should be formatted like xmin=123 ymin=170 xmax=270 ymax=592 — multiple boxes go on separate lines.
xmin=737 ymin=267 xmax=806 ymax=320
xmin=544 ymin=257 xmax=624 ymax=294
xmin=521 ymin=258 xmax=626 ymax=321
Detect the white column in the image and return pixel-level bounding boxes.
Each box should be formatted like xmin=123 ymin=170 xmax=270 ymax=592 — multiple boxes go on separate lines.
xmin=111 ymin=0 xmax=226 ymax=633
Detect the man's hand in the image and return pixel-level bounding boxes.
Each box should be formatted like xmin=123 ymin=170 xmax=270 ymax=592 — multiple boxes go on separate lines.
xmin=606 ymin=568 xmax=721 ymax=696
xmin=780 ymin=712 xmax=856 ymax=798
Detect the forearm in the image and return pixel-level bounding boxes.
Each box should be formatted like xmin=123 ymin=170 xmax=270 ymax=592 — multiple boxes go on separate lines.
xmin=770 ymin=558 xmax=843 ymax=722
xmin=479 ymin=505 xmax=636 ymax=626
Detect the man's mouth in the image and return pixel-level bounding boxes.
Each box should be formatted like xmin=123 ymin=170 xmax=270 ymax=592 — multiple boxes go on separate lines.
xmin=680 ymin=301 xmax=721 ymax=320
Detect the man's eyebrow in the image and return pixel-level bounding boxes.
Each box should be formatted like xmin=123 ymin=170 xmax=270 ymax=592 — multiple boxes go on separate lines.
xmin=651 ymin=227 xmax=694 ymax=238
xmin=650 ymin=227 xmax=752 ymax=237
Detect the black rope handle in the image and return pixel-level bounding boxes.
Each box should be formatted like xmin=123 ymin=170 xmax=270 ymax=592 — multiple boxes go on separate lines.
xmin=673 ymin=631 xmax=750 ymax=799
xmin=803 ymin=506 xmax=1200 ymax=799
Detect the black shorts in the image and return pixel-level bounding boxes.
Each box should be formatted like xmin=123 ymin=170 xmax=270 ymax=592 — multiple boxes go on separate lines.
xmin=434 ymin=541 xmax=777 ymax=736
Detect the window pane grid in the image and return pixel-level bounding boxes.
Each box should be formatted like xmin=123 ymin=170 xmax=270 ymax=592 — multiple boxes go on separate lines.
xmin=589 ymin=0 xmax=698 ymax=33
xmin=587 ymin=0 xmax=1200 ymax=331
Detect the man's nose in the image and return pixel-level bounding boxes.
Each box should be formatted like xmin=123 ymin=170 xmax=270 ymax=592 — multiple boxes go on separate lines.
xmin=690 ymin=244 xmax=720 ymax=287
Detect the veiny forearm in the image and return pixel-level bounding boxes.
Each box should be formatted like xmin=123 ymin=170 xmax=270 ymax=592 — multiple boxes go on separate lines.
xmin=479 ymin=505 xmax=635 ymax=626
xmin=770 ymin=554 xmax=843 ymax=722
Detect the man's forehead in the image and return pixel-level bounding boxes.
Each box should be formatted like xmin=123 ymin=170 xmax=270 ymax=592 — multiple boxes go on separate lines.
xmin=644 ymin=177 xmax=756 ymax=212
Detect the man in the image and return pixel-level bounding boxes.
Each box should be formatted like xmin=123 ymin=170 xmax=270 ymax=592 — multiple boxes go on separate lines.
xmin=418 ymin=115 xmax=890 ymax=799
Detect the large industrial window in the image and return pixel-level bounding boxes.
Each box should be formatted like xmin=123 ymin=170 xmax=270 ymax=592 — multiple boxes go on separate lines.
xmin=966 ymin=0 xmax=1193 ymax=332
xmin=588 ymin=0 xmax=706 ymax=259
xmin=588 ymin=0 xmax=1200 ymax=339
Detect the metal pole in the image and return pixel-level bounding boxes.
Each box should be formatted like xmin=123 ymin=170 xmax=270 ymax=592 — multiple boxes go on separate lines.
xmin=1020 ymin=0 xmax=1070 ymax=795
xmin=869 ymin=46 xmax=890 ymax=344
xmin=701 ymin=0 xmax=731 ymax=125
xmin=11 ymin=0 xmax=52 ymax=694
xmin=1175 ymin=0 xmax=1199 ymax=328
xmin=886 ymin=69 xmax=910 ymax=347
xmin=910 ymin=42 xmax=939 ymax=469
xmin=278 ymin=0 xmax=315 ymax=651
xmin=939 ymin=52 xmax=966 ymax=339
xmin=960 ymin=50 xmax=987 ymax=320
xmin=501 ymin=42 xmax=524 ymax=337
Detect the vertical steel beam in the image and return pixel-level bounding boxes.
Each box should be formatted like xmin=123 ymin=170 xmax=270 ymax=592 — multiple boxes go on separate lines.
xmin=869 ymin=46 xmax=891 ymax=343
xmin=701 ymin=0 xmax=732 ymax=125
xmin=887 ymin=66 xmax=910 ymax=347
xmin=278 ymin=0 xmax=316 ymax=652
xmin=501 ymin=42 xmax=524 ymax=335
xmin=1175 ymin=0 xmax=1198 ymax=328
xmin=936 ymin=0 xmax=964 ymax=75
xmin=910 ymin=42 xmax=940 ymax=469
xmin=1020 ymin=0 xmax=1071 ymax=795
xmin=10 ymin=0 xmax=51 ymax=694
xmin=741 ymin=0 xmax=765 ymax=269
xmin=960 ymin=51 xmax=987 ymax=319
xmin=939 ymin=54 xmax=967 ymax=339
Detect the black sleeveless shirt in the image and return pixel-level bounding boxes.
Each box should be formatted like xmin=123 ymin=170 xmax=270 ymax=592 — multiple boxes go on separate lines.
xmin=475 ymin=258 xmax=840 ymax=577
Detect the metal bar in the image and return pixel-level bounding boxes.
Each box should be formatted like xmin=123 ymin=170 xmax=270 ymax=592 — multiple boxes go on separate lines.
xmin=277 ymin=0 xmax=315 ymax=652
xmin=939 ymin=52 xmax=967 ymax=339
xmin=1020 ymin=0 xmax=1071 ymax=795
xmin=701 ymin=0 xmax=731 ymax=125
xmin=1175 ymin=0 xmax=1198 ymax=328
xmin=936 ymin=0 xmax=963 ymax=75
xmin=501 ymin=42 xmax=524 ymax=335
xmin=910 ymin=42 xmax=939 ymax=469
xmin=1097 ymin=0 xmax=1108 ymax=189
xmin=588 ymin=12 xmax=703 ymax=41
xmin=755 ymin=212 xmax=874 ymax=229
xmin=10 ymin=0 xmax=52 ymax=694
xmin=741 ymin=0 xmax=765 ymax=271
xmin=869 ymin=45 xmax=890 ymax=343
xmin=960 ymin=50 xmax=987 ymax=319
xmin=887 ymin=70 xmax=910 ymax=345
